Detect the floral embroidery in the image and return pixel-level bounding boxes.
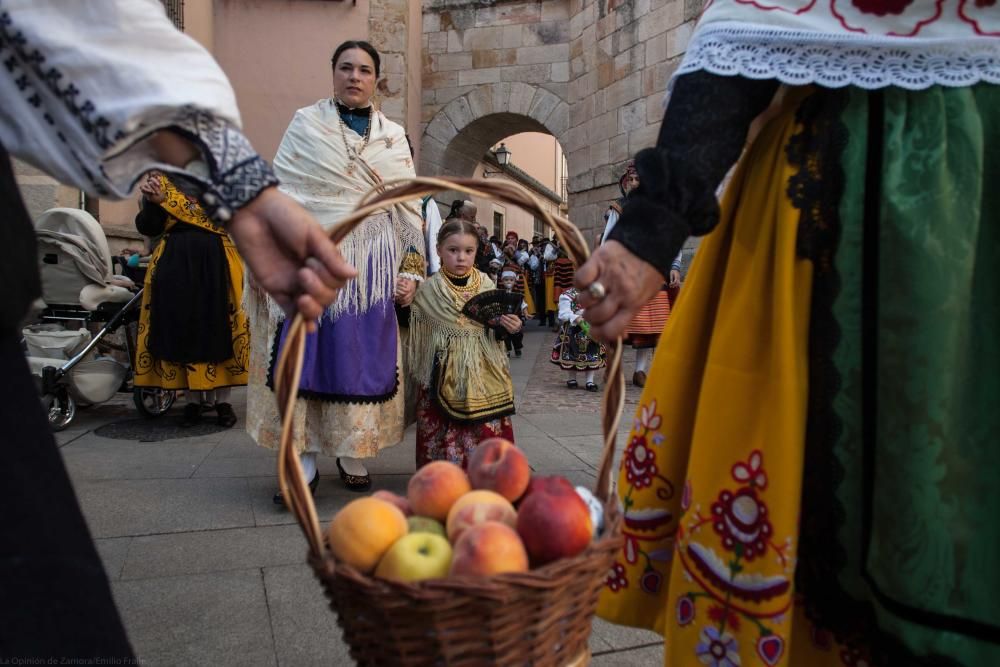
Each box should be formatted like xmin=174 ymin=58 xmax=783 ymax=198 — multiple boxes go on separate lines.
xmin=849 ymin=0 xmax=914 ymax=16
xmin=607 ymin=399 xmax=676 ymax=597
xmin=710 ymin=487 xmax=772 ymax=561
xmin=677 ymin=595 xmax=696 ymax=626
xmin=695 ymin=626 xmax=740 ymax=667
xmin=606 ymin=562 xmax=628 ymax=592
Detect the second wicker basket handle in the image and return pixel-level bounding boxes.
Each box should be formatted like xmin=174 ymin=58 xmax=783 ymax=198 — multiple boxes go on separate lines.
xmin=274 ymin=176 xmax=625 ymax=559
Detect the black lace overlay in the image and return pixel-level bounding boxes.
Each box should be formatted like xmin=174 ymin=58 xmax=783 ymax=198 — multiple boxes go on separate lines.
xmin=607 ymin=72 xmax=778 ymax=278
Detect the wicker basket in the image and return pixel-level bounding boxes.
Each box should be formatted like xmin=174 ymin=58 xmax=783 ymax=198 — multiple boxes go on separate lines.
xmin=274 ymin=177 xmax=626 ymax=667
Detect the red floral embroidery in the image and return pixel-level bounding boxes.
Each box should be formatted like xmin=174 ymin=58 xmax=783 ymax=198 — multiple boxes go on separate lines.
xmin=606 ymin=562 xmax=628 ymax=592
xmin=623 ymin=434 xmax=658 ymax=489
xmin=711 ymin=487 xmax=773 ymax=561
xmin=640 ymin=568 xmax=663 ymax=594
xmin=708 ymin=605 xmax=741 ymax=631
xmin=676 ymin=595 xmax=696 ymax=626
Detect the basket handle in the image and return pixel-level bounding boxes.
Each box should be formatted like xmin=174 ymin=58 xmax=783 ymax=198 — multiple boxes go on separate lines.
xmin=274 ymin=176 xmax=625 ymax=559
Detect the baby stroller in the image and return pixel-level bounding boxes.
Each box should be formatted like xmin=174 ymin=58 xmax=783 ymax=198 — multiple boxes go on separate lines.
xmin=24 ymin=208 xmax=176 ymax=431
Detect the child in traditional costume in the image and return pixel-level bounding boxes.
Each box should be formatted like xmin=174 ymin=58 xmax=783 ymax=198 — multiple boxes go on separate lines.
xmin=499 ymin=269 xmax=528 ymax=358
xmin=407 ymin=220 xmax=522 ymax=468
xmin=550 ymin=287 xmax=606 ymax=392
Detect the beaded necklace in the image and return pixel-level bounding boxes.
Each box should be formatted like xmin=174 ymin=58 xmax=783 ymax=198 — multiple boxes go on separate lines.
xmin=333 ymin=97 xmax=372 ymax=176
xmin=441 ymin=267 xmax=481 ymax=307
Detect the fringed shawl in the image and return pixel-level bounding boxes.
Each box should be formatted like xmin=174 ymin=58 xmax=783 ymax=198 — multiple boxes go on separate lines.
xmin=407 ymin=271 xmax=511 ymax=399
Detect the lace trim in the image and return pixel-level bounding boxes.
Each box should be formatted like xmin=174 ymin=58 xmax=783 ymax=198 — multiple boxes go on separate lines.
xmin=674 ymin=22 xmax=1000 ymax=92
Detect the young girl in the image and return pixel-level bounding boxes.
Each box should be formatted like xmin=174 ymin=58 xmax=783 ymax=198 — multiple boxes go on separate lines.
xmin=407 ymin=220 xmax=522 ymax=468
xmin=551 ymin=286 xmax=606 ymax=391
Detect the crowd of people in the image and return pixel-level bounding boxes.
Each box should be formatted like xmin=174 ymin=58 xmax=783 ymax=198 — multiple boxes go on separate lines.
xmin=3 ymin=1 xmax=996 ymax=665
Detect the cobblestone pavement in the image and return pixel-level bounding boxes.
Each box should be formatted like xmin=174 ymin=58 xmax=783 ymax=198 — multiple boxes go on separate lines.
xmin=518 ymin=321 xmax=645 ymax=415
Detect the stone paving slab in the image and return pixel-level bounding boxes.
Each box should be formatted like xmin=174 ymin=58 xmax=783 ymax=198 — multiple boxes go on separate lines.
xmin=591 ymin=643 xmax=664 ymax=666
xmin=119 ymin=524 xmax=308 ymax=581
xmin=74 ymin=477 xmax=254 ymax=538
xmin=61 ymin=433 xmax=216 ymax=480
xmin=95 ymin=536 xmax=132 ymax=581
xmin=112 ymin=569 xmax=276 ymax=667
xmin=263 ymin=564 xmax=353 ymax=667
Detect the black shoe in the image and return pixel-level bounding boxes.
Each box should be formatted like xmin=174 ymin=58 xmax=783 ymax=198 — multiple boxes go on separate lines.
xmin=514 ymin=349 xmax=522 ymax=357
xmin=216 ymin=402 xmax=237 ymax=428
xmin=566 ymin=379 xmax=578 ymax=389
xmin=336 ymin=458 xmax=372 ymax=492
xmin=273 ymin=471 xmax=320 ymax=506
xmin=585 ymin=382 xmax=599 ymax=392
xmin=181 ymin=403 xmax=202 ymax=427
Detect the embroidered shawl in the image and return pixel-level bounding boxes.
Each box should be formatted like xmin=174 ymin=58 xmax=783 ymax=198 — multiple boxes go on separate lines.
xmin=675 ymin=0 xmax=1000 ymax=91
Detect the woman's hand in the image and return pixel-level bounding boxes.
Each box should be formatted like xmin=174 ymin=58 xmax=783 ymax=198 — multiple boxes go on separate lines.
xmin=669 ymin=269 xmax=681 ymax=289
xmin=139 ymin=173 xmax=165 ymax=204
xmin=228 ymin=187 xmax=356 ymax=332
xmin=574 ymin=240 xmax=665 ymax=341
xmin=394 ymin=277 xmax=417 ymax=306
xmin=498 ymin=314 xmax=522 ymax=334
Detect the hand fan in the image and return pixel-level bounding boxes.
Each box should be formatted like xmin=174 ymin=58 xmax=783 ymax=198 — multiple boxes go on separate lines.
xmin=461 ymin=289 xmax=523 ymax=325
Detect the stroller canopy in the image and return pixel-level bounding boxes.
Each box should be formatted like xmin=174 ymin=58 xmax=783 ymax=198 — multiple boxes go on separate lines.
xmin=35 ymin=207 xmax=116 ymax=306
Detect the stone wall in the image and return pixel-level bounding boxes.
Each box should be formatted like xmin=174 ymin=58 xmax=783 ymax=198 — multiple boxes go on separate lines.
xmin=420 ymin=0 xmax=701 ymax=249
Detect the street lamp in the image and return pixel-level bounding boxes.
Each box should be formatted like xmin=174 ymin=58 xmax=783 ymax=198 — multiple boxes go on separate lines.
xmin=483 ymin=142 xmax=512 ymax=177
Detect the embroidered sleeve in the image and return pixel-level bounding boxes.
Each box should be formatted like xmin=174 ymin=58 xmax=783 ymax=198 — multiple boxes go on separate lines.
xmin=607 ymin=71 xmax=778 ymax=279
xmin=0 ymin=2 xmax=277 ymax=224
xmin=398 ymin=244 xmax=426 ymax=282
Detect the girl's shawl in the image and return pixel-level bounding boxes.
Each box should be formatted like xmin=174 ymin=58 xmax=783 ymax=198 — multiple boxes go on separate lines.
xmin=675 ymin=1 xmax=1000 ymax=93
xmin=157 ymin=174 xmax=226 ymax=237
xmin=263 ymin=99 xmax=425 ymax=323
xmin=407 ymin=271 xmax=511 ymax=399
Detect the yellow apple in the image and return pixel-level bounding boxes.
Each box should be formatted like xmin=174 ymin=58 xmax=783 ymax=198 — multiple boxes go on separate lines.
xmin=374 ymin=532 xmax=453 ymax=583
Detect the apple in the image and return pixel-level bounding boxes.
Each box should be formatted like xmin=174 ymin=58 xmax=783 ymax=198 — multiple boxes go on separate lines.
xmin=327 ymin=497 xmax=409 ymax=574
xmin=515 ymin=475 xmax=593 ymax=566
xmin=450 ymin=521 xmax=529 ymax=577
xmin=468 ymin=438 xmax=531 ymax=503
xmin=446 ymin=500 xmax=518 ymax=544
xmin=374 ymin=532 xmax=453 ymax=583
xmin=407 ymin=516 xmax=447 ymax=537
xmin=408 ymin=461 xmax=471 ymax=521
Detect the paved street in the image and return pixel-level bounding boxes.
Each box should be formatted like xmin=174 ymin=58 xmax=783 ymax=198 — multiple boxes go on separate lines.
xmin=57 ymin=327 xmax=663 ymax=666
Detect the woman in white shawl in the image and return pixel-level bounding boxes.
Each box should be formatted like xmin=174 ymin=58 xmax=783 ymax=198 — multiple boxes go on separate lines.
xmin=247 ymin=41 xmax=425 ymax=499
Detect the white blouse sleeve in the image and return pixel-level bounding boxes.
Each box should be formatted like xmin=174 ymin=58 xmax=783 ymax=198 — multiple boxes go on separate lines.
xmin=424 ymin=198 xmax=443 ymax=275
xmin=601 ymin=208 xmax=619 ymax=245
xmin=0 ymin=0 xmax=277 ymax=222
xmin=557 ymin=293 xmax=578 ymax=324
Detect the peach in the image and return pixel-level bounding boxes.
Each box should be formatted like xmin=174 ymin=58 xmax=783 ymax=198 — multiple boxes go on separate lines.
xmin=468 ymin=438 xmax=531 ymax=503
xmin=407 ymin=461 xmax=471 ymax=521
xmin=515 ymin=475 xmax=593 ymax=566
xmin=447 ymin=489 xmax=512 ymax=523
xmin=372 ymin=490 xmax=412 ymax=517
xmin=449 ymin=521 xmax=529 ymax=577
xmin=446 ymin=500 xmax=518 ymax=544
xmin=327 ymin=497 xmax=409 ymax=574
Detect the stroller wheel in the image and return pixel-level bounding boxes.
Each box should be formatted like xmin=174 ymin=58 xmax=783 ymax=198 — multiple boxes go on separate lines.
xmin=46 ymin=393 xmax=76 ymax=431
xmin=133 ymin=387 xmax=176 ymax=418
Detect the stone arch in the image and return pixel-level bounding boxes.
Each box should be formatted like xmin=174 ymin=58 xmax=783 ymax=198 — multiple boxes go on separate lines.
xmin=419 ymin=82 xmax=568 ymax=178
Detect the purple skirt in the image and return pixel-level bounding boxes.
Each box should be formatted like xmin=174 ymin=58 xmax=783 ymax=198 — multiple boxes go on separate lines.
xmin=267 ymin=299 xmax=399 ymax=403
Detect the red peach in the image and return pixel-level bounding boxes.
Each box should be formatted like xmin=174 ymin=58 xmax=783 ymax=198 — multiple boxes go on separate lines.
xmin=515 ymin=475 xmax=593 ymax=566
xmin=449 ymin=521 xmax=529 ymax=577
xmin=372 ymin=490 xmax=412 ymax=517
xmin=468 ymin=438 xmax=531 ymax=503
xmin=407 ymin=461 xmax=471 ymax=522
xmin=446 ymin=500 xmax=518 ymax=544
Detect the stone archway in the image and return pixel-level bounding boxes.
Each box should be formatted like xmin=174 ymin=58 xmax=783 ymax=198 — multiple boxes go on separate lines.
xmin=419 ymin=82 xmax=568 ymax=179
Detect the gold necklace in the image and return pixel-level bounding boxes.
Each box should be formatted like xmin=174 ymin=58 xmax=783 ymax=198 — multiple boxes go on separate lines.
xmin=441 ymin=268 xmax=480 ymax=306
xmin=333 ymin=97 xmax=372 ymax=176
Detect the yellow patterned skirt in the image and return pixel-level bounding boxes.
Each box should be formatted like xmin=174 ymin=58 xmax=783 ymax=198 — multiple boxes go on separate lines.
xmin=133 ymin=234 xmax=249 ymax=391
xmin=596 ymin=93 xmax=846 ymax=666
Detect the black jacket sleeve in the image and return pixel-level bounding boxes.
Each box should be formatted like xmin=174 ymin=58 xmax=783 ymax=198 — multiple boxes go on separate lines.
xmin=134 ymin=199 xmax=168 ymax=237
xmin=607 ymin=72 xmax=780 ymax=278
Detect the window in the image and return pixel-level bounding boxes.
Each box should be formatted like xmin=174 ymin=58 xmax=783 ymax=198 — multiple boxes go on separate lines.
xmin=159 ymin=0 xmax=184 ymax=29
xmin=492 ymin=211 xmax=504 ymax=239
xmin=533 ymin=216 xmax=548 ymax=239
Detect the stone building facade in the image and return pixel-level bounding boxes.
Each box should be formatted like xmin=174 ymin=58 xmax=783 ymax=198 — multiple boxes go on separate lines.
xmin=419 ymin=0 xmax=701 ymax=243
